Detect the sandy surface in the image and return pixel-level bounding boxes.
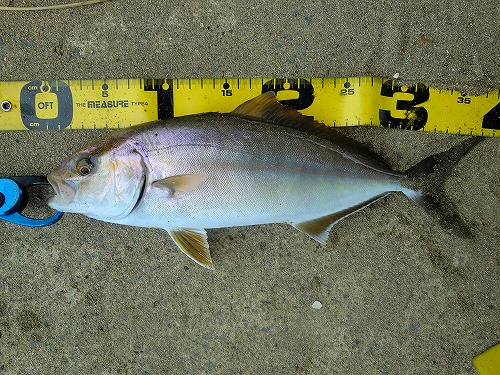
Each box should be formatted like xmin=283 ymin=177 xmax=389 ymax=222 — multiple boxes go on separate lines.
xmin=0 ymin=0 xmax=498 ymax=374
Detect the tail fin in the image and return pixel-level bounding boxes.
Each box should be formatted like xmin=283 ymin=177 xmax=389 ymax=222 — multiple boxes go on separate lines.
xmin=402 ymin=137 xmax=483 ymax=237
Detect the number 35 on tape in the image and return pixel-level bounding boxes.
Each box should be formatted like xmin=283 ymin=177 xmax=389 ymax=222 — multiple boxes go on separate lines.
xmin=0 ymin=77 xmax=498 ymax=137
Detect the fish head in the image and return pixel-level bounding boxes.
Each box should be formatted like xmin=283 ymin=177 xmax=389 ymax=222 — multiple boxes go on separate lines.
xmin=47 ymin=138 xmax=147 ymax=220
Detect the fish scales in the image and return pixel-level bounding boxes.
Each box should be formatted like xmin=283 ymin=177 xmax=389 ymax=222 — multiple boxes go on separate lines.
xmin=121 ymin=114 xmax=403 ymax=229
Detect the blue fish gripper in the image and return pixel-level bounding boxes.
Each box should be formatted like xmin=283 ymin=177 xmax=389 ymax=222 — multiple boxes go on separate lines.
xmin=0 ymin=176 xmax=63 ymax=227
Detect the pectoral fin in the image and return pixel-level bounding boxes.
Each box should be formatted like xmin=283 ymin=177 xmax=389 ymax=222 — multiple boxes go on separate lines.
xmin=292 ymin=193 xmax=390 ymax=244
xmin=152 ymin=174 xmax=207 ymax=197
xmin=168 ymin=228 xmax=214 ymax=269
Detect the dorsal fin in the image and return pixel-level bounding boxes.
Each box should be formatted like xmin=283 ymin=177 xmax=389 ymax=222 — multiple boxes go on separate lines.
xmin=232 ymin=91 xmax=319 ymax=129
xmin=231 ymin=92 xmax=391 ymax=169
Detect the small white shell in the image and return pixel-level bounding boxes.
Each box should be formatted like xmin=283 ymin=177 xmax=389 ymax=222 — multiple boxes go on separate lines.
xmin=311 ymin=301 xmax=323 ymax=309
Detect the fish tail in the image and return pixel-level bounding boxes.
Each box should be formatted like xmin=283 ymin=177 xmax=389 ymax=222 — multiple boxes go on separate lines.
xmin=401 ymin=137 xmax=484 ymax=237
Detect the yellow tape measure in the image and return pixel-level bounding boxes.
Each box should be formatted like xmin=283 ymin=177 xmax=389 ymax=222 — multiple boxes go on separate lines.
xmin=474 ymin=343 xmax=500 ymax=375
xmin=0 ymin=77 xmax=498 ymax=136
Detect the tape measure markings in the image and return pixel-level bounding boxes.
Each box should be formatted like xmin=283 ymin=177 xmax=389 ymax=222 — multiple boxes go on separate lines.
xmin=0 ymin=77 xmax=497 ymax=136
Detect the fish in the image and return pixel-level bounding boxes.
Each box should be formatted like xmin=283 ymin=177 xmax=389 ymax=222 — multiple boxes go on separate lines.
xmin=47 ymin=92 xmax=481 ymax=269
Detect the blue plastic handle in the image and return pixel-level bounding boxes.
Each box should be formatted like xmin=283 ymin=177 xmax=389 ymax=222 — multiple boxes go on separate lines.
xmin=0 ymin=177 xmax=63 ymax=227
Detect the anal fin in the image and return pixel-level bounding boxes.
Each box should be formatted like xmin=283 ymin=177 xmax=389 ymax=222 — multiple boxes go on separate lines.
xmin=168 ymin=228 xmax=214 ymax=269
xmin=292 ymin=193 xmax=390 ymax=244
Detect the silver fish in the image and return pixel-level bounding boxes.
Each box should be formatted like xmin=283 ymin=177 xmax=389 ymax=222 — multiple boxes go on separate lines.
xmin=48 ymin=92 xmax=479 ymax=268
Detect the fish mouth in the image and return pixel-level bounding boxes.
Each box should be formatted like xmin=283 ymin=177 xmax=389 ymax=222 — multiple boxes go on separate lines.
xmin=46 ymin=174 xmax=76 ymax=210
xmin=47 ymin=174 xmax=60 ymax=196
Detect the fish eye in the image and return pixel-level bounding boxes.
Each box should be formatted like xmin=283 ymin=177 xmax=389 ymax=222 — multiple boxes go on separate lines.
xmin=76 ymin=157 xmax=94 ymax=176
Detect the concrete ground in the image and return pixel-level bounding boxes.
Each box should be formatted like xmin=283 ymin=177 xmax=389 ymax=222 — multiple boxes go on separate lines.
xmin=0 ymin=0 xmax=498 ymax=374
